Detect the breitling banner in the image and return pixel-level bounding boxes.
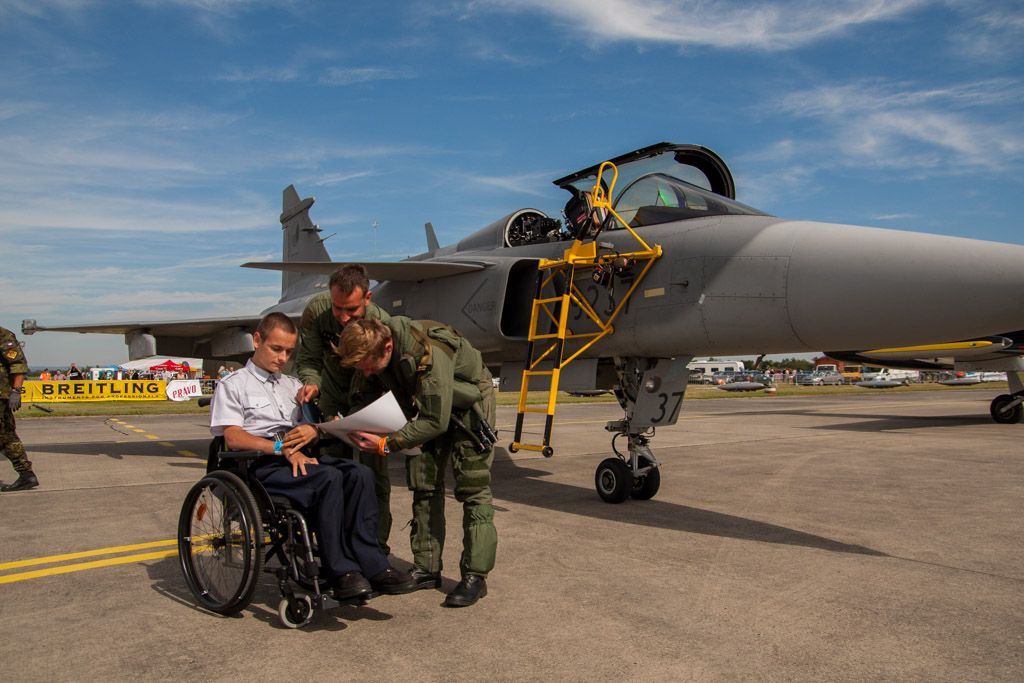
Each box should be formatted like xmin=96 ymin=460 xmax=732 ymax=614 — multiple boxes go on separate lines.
xmin=22 ymin=380 xmax=167 ymax=402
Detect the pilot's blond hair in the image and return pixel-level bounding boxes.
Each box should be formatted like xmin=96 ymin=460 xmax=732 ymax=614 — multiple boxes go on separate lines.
xmin=335 ymin=319 xmax=391 ymax=367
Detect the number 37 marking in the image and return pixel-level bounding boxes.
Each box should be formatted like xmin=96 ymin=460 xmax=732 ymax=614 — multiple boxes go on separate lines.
xmin=652 ymin=390 xmax=685 ymax=424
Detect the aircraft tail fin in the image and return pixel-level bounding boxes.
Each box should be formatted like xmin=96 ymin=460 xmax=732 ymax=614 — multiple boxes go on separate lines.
xmin=425 ymin=222 xmax=440 ymax=253
xmin=279 ymin=185 xmax=331 ymax=302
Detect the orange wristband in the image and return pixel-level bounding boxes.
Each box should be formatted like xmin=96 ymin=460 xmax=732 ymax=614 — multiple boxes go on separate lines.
xmin=377 ymin=436 xmax=389 ymax=456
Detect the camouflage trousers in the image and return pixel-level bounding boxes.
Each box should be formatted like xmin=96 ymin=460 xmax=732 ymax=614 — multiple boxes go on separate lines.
xmin=1 ymin=400 xmax=31 ymax=474
xmin=406 ymin=409 xmax=498 ymax=578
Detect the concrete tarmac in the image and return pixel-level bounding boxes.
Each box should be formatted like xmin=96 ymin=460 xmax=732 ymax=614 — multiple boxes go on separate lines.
xmin=1 ymin=390 xmax=1022 ymax=681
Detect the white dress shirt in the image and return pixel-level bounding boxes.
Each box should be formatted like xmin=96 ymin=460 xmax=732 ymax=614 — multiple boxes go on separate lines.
xmin=210 ymin=359 xmax=303 ymax=438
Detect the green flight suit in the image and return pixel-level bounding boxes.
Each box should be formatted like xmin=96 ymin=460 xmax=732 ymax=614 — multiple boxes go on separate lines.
xmin=352 ymin=316 xmax=497 ymax=579
xmin=0 ymin=327 xmax=31 ymax=475
xmin=296 ymin=293 xmax=394 ymax=552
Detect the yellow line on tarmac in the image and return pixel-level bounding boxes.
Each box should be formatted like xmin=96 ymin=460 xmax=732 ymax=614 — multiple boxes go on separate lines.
xmin=0 ymin=549 xmax=178 ymax=585
xmin=0 ymin=539 xmax=177 ymax=572
xmin=178 ymin=450 xmax=199 ymax=458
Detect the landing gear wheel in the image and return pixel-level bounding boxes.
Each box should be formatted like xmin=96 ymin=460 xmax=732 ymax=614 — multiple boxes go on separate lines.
xmin=595 ymin=457 xmax=633 ymax=503
xmin=278 ymin=594 xmax=314 ymax=629
xmin=990 ymin=394 xmax=1023 ymax=424
xmin=630 ymin=466 xmax=661 ymax=500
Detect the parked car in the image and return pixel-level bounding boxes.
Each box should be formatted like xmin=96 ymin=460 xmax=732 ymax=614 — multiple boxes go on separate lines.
xmin=796 ymin=370 xmax=845 ymax=386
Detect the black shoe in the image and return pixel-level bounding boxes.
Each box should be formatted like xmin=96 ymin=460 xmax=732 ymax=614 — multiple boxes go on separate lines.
xmin=369 ymin=567 xmax=417 ymax=595
xmin=444 ymin=574 xmax=487 ymax=607
xmin=409 ymin=567 xmax=442 ymax=591
xmin=332 ymin=571 xmax=372 ymax=600
xmin=1 ymin=471 xmax=38 ymax=492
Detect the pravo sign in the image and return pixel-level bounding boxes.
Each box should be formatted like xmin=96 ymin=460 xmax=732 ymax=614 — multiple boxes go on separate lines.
xmin=23 ymin=380 xmax=167 ymax=402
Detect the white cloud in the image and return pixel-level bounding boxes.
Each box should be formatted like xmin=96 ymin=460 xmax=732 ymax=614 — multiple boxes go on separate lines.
xmin=0 ymin=195 xmax=271 ymax=233
xmin=466 ymin=0 xmax=930 ymax=50
xmin=461 ymin=170 xmax=554 ymax=197
xmin=308 ymin=171 xmax=378 ymax=187
xmin=318 ymin=66 xmax=414 ymax=86
xmin=771 ymin=79 xmax=1024 ymax=172
xmin=215 ymin=65 xmax=303 ymax=83
xmin=0 ymin=0 xmax=95 ymax=20
xmin=947 ymin=5 xmax=1024 ymax=62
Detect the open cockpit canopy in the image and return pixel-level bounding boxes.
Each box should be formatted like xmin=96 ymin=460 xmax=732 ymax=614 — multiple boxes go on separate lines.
xmin=554 ymin=142 xmax=767 ymax=228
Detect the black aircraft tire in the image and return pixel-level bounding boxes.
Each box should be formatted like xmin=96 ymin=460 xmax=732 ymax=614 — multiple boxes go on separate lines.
xmin=990 ymin=394 xmax=1023 ymax=424
xmin=630 ymin=467 xmax=661 ymax=500
xmin=595 ymin=458 xmax=632 ymax=504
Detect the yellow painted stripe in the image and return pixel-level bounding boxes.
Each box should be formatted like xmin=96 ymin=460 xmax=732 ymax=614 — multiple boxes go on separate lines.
xmin=178 ymin=450 xmax=199 ymax=458
xmin=132 ymin=428 xmax=146 ymax=433
xmin=865 ymin=340 xmax=993 ymax=354
xmin=146 ymin=435 xmax=160 ymax=440
xmin=0 ymin=549 xmax=178 ymax=585
xmin=0 ymin=539 xmax=178 ymax=571
xmin=159 ymin=441 xmax=176 ymax=448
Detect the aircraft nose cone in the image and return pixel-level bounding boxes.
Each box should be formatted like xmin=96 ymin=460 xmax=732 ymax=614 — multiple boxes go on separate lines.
xmin=784 ymin=222 xmax=1024 ymax=350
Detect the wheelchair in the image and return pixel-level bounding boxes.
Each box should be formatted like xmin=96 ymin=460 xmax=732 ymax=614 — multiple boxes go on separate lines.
xmin=177 ymin=409 xmax=373 ymax=628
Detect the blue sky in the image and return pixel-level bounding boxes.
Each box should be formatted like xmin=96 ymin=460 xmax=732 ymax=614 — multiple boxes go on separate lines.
xmin=1 ymin=0 xmax=1022 ymax=366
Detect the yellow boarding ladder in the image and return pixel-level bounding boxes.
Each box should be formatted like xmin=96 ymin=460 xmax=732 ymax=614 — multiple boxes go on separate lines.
xmin=510 ymin=161 xmax=662 ymax=456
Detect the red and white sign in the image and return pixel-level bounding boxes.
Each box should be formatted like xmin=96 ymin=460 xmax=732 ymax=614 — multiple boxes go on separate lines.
xmin=166 ymin=379 xmax=202 ymax=401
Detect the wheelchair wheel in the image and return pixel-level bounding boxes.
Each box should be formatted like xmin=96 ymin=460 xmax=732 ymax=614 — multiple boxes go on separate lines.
xmin=278 ymin=595 xmax=314 ymax=629
xmin=178 ymin=470 xmax=264 ymax=614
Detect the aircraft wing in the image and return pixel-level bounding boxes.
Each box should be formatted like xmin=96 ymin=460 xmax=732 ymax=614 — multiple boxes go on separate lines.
xmin=241 ymin=260 xmax=489 ymax=281
xmin=829 ymin=335 xmax=1024 ymax=369
xmin=21 ymin=316 xmax=261 ymax=338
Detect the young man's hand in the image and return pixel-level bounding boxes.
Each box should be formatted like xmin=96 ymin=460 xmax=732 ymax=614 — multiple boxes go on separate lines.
xmin=284 ymin=449 xmax=318 ymax=477
xmin=282 ymin=423 xmax=318 ymax=452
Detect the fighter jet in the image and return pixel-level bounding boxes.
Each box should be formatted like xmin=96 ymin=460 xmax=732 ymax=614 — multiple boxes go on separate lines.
xmin=24 ymin=142 xmax=1024 ymax=503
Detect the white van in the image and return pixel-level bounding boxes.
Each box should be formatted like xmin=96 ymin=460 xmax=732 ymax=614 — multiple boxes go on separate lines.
xmin=687 ymin=359 xmax=745 ymax=375
xmin=862 ymin=367 xmax=919 ymax=383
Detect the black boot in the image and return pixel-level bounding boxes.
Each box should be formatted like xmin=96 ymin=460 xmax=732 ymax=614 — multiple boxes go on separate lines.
xmin=444 ymin=574 xmax=487 ymax=607
xmin=409 ymin=567 xmax=442 ymax=591
xmin=1 ymin=471 xmax=38 ymax=492
xmin=331 ymin=571 xmax=372 ymax=600
xmin=369 ymin=567 xmax=417 ymax=595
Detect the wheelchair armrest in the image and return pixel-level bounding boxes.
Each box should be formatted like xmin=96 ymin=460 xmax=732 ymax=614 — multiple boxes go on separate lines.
xmin=217 ymin=450 xmax=264 ymax=461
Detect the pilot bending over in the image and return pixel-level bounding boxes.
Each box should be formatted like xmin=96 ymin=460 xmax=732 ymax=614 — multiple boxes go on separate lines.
xmin=210 ymin=312 xmax=415 ymax=599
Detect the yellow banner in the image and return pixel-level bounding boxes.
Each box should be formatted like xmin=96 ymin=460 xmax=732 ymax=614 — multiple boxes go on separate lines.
xmin=23 ymin=380 xmax=167 ymax=402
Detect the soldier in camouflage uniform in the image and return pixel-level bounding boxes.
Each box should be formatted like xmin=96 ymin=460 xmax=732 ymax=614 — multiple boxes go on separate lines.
xmin=295 ymin=264 xmax=394 ymax=553
xmin=1 ymin=326 xmax=38 ymax=492
xmin=341 ymin=316 xmax=497 ymax=608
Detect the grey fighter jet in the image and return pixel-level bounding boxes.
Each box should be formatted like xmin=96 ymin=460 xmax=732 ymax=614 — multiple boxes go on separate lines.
xmin=24 ymin=142 xmax=1024 ymax=502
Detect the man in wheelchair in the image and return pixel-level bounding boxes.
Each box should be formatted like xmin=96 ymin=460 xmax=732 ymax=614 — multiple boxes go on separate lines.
xmin=208 ymin=312 xmax=416 ymax=600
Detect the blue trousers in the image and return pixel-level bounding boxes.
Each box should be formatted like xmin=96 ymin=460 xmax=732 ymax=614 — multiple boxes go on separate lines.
xmin=252 ymin=455 xmax=387 ymax=580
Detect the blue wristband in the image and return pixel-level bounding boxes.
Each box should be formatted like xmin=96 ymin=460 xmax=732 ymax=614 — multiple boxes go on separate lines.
xmin=274 ymin=439 xmax=283 ymax=455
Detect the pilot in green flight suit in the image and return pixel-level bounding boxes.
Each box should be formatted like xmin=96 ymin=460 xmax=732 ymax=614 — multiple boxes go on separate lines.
xmin=295 ymin=264 xmax=394 ymax=553
xmin=341 ymin=316 xmax=497 ymax=607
